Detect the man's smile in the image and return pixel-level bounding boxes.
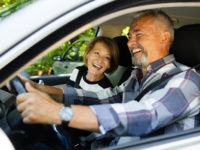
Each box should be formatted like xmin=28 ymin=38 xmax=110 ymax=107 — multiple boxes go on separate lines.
xmin=132 ymin=48 xmax=142 ymax=55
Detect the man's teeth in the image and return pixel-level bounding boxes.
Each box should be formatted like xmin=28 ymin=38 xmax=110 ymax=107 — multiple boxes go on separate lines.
xmin=93 ymin=64 xmax=101 ymax=69
xmin=133 ymin=48 xmax=142 ymax=54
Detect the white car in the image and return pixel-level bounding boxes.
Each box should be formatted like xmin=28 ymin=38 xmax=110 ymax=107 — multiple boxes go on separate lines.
xmin=0 ymin=0 xmax=200 ymax=149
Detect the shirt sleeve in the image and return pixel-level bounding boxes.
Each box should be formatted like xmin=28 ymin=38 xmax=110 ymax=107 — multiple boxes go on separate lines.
xmin=62 ymin=78 xmax=129 ymax=105
xmin=91 ymin=70 xmax=200 ymax=136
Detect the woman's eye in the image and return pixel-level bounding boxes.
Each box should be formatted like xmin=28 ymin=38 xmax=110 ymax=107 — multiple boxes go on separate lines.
xmin=94 ymin=51 xmax=99 ymax=55
xmin=106 ymin=57 xmax=111 ymax=61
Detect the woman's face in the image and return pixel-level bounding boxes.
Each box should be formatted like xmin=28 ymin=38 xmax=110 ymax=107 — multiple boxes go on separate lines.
xmin=86 ymin=42 xmax=111 ymax=76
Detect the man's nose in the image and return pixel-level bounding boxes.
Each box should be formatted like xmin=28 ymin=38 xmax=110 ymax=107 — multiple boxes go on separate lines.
xmin=127 ymin=36 xmax=137 ymax=48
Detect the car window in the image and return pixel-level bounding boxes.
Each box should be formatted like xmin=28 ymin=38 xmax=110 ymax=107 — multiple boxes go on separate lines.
xmin=26 ymin=27 xmax=98 ymax=76
xmin=26 ymin=26 xmax=129 ymax=77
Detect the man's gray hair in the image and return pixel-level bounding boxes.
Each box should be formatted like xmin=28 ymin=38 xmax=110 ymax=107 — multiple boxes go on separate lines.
xmin=134 ymin=9 xmax=174 ymax=45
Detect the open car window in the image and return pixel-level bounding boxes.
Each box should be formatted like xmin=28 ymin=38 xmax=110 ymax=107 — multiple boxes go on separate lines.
xmin=26 ymin=27 xmax=98 ymax=76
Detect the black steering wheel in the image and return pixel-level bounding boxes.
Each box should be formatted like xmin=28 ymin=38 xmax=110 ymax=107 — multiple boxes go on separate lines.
xmin=7 ymin=76 xmax=66 ymax=150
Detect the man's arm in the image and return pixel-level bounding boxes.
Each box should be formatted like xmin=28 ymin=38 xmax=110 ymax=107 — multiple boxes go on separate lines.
xmin=36 ymin=84 xmax=63 ymax=102
xmin=62 ymin=77 xmax=132 ymax=105
xmin=90 ymin=70 xmax=200 ymax=136
xmin=19 ymin=75 xmax=63 ymax=102
xmin=17 ymin=70 xmax=200 ymax=136
xmin=16 ymin=82 xmax=99 ymax=132
xmin=69 ymin=105 xmax=99 ymax=132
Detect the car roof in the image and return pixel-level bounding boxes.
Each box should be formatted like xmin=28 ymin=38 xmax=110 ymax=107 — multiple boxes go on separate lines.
xmin=102 ymin=6 xmax=200 ymax=28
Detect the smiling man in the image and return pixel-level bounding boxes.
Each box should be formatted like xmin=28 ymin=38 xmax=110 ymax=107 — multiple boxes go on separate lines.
xmin=16 ymin=9 xmax=200 ymax=147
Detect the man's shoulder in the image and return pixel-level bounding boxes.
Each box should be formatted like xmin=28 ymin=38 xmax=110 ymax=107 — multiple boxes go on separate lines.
xmin=168 ymin=69 xmax=200 ymax=87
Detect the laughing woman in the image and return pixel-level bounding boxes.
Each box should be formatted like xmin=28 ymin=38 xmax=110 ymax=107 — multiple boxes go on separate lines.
xmin=67 ymin=36 xmax=119 ymax=91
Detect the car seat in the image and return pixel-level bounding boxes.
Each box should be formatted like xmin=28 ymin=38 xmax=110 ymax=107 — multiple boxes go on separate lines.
xmin=170 ymin=24 xmax=200 ymax=70
xmin=106 ymin=36 xmax=133 ymax=86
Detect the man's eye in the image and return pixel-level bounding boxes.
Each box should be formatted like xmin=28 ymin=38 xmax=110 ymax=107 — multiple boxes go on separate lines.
xmin=136 ymin=33 xmax=142 ymax=37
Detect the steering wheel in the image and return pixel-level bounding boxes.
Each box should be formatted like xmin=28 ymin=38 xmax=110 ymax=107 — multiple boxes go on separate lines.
xmin=7 ymin=76 xmax=66 ymax=150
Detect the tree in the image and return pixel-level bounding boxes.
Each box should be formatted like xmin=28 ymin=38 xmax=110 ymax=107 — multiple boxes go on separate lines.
xmin=0 ymin=0 xmax=35 ymax=18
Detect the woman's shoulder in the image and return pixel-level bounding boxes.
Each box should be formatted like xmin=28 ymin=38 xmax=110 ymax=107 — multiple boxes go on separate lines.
xmin=98 ymin=76 xmax=114 ymax=88
xmin=70 ymin=65 xmax=87 ymax=81
xmin=76 ymin=65 xmax=87 ymax=71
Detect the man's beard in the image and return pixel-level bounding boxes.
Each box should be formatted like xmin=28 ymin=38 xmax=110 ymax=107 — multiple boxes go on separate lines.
xmin=129 ymin=45 xmax=148 ymax=67
xmin=132 ymin=53 xmax=148 ymax=67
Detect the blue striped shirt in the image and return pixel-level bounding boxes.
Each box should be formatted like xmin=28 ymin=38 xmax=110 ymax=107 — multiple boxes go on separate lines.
xmin=63 ymin=55 xmax=200 ymax=136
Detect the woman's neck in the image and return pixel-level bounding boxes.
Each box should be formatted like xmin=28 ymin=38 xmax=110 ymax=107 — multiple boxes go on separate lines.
xmin=86 ymin=73 xmax=105 ymax=82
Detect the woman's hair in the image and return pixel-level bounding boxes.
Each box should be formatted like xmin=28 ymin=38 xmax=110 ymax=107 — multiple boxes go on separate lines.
xmin=83 ymin=36 xmax=119 ymax=74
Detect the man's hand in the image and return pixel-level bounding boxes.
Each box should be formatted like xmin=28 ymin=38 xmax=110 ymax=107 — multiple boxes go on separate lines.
xmin=7 ymin=74 xmax=36 ymax=94
xmin=17 ymin=82 xmax=99 ymax=132
xmin=16 ymin=82 xmax=63 ymax=124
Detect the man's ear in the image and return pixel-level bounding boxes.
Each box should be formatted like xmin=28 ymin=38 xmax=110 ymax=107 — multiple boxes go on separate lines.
xmin=162 ymin=31 xmax=171 ymax=44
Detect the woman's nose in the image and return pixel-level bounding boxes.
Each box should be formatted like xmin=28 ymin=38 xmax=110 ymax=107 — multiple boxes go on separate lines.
xmin=96 ymin=56 xmax=104 ymax=63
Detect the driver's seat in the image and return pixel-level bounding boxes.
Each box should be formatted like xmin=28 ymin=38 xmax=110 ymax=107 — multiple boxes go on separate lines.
xmin=170 ymin=24 xmax=200 ymax=70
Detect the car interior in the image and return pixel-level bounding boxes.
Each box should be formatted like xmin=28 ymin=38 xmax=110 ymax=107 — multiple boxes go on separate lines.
xmin=170 ymin=24 xmax=200 ymax=71
xmin=1 ymin=2 xmax=200 ymax=149
xmin=3 ymin=22 xmax=200 ymax=150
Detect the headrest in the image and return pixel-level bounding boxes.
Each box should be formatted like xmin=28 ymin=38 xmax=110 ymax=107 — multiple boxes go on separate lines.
xmin=170 ymin=24 xmax=200 ymax=67
xmin=113 ymin=36 xmax=132 ymax=68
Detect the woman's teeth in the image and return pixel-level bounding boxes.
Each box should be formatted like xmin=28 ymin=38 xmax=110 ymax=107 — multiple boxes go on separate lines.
xmin=93 ymin=64 xmax=102 ymax=69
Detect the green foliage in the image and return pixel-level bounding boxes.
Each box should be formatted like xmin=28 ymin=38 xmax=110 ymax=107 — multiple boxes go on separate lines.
xmin=0 ymin=0 xmax=35 ymax=18
xmin=27 ymin=27 xmax=97 ymax=76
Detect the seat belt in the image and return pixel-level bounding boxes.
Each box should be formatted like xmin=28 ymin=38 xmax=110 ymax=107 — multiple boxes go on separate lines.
xmin=80 ymin=71 xmax=183 ymax=145
xmin=135 ymin=64 xmax=200 ymax=102
xmin=135 ymin=72 xmax=180 ymax=101
xmin=74 ymin=66 xmax=87 ymax=88
xmin=136 ymin=64 xmax=200 ymax=138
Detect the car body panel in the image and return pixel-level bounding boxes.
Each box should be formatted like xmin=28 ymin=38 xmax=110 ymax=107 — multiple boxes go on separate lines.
xmin=103 ymin=128 xmax=200 ymax=150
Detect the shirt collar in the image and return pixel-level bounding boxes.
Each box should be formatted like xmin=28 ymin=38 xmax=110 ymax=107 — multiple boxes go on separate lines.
xmin=147 ymin=54 xmax=176 ymax=72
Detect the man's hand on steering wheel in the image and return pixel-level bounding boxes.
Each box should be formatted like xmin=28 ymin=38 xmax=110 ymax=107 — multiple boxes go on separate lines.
xmin=16 ymin=82 xmax=63 ymax=125
xmin=8 ymin=76 xmax=67 ymax=150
